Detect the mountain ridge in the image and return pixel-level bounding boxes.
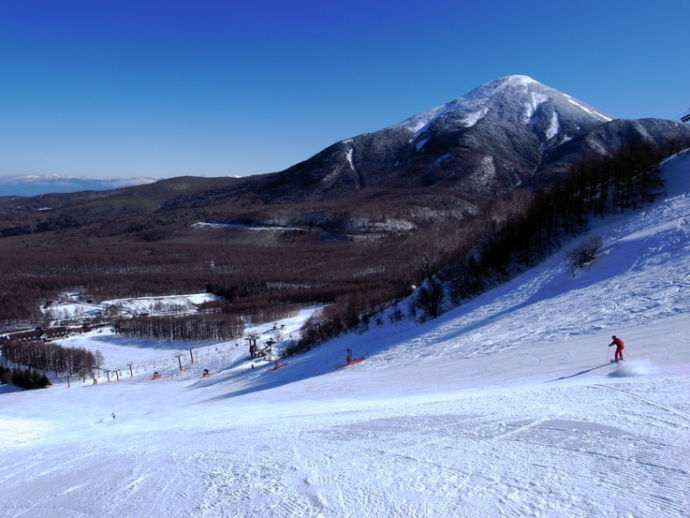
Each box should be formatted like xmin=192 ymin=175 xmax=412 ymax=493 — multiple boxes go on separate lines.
xmin=1 ymin=75 xmax=689 ymax=241
xmin=0 ymin=174 xmax=160 ymax=198
xmin=244 ymin=75 xmax=686 ymax=207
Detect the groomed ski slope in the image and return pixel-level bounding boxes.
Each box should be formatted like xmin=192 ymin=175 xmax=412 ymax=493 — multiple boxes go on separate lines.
xmin=1 ymin=151 xmax=689 ymax=518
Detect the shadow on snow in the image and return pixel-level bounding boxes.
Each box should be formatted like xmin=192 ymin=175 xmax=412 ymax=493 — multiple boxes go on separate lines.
xmin=547 ymin=362 xmax=612 ymax=382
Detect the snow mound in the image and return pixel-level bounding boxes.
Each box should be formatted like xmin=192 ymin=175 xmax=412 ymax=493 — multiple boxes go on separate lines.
xmin=607 ymin=360 xmax=656 ymax=378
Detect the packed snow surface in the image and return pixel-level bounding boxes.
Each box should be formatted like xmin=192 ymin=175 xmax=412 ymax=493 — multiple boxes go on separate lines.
xmin=2 ymin=151 xmax=690 ymax=517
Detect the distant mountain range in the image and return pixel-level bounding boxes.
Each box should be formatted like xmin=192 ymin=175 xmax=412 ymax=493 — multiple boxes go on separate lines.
xmin=0 ymin=174 xmax=159 ymax=197
xmin=1 ymin=75 xmax=689 ymax=242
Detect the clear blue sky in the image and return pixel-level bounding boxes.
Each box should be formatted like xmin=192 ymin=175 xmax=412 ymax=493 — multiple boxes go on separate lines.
xmin=0 ymin=0 xmax=688 ymax=179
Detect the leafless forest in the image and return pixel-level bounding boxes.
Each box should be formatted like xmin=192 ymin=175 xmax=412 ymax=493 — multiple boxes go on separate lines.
xmin=1 ymin=139 xmax=685 ymax=352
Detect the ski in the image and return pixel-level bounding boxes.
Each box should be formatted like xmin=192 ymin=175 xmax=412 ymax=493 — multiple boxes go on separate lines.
xmin=268 ymin=361 xmax=288 ymax=371
xmin=335 ymin=357 xmax=365 ymax=369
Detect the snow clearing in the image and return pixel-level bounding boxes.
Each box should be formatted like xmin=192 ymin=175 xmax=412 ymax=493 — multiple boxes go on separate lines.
xmin=1 ymin=151 xmax=689 ymax=517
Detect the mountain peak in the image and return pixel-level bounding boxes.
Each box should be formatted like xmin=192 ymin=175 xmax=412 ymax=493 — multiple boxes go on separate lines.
xmin=394 ymin=74 xmax=615 ymax=141
xmin=463 ymin=74 xmax=561 ymax=104
xmin=254 ymin=75 xmax=689 ymax=209
xmin=469 ymin=75 xmax=614 ymax=122
xmin=495 ymin=74 xmax=540 ymax=86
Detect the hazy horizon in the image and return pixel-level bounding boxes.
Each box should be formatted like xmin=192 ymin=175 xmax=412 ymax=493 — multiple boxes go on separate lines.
xmin=1 ymin=0 xmax=688 ymax=180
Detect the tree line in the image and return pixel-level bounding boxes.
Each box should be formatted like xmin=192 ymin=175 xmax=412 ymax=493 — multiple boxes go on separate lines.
xmin=285 ymin=283 xmax=411 ymax=355
xmin=115 ymin=313 xmax=245 ymax=341
xmin=1 ymin=339 xmax=102 ymax=375
xmin=2 ymin=136 xmax=685 ymax=353
xmin=0 ymin=233 xmax=420 ymax=325
xmin=447 ymin=138 xmax=685 ymax=304
xmin=0 ymin=365 xmax=51 ymax=389
xmin=290 ymin=137 xmax=687 ymax=349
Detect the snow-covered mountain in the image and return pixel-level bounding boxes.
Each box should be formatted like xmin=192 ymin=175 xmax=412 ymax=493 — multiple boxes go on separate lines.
xmin=2 ymin=75 xmax=689 ymax=241
xmin=397 ymin=74 xmax=612 ymax=147
xmin=0 ymin=174 xmax=159 ymax=197
xmin=1 ymin=150 xmax=689 ymax=517
xmin=254 ymin=75 xmax=690 ymax=203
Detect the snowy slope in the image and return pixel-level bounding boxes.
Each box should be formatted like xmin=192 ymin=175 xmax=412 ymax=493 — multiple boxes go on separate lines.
xmin=1 ymin=152 xmax=689 ymax=517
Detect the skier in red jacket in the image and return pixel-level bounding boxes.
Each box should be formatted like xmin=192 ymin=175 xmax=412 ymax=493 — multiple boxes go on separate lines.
xmin=609 ymin=335 xmax=625 ymax=362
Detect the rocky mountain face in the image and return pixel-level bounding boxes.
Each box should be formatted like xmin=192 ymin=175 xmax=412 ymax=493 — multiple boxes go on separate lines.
xmin=250 ymin=75 xmax=689 ymax=203
xmin=2 ymin=75 xmax=690 ymax=241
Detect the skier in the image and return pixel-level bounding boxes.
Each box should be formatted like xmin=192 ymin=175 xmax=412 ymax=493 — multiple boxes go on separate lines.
xmin=345 ymin=348 xmax=352 ymax=364
xmin=608 ymin=335 xmax=625 ymax=362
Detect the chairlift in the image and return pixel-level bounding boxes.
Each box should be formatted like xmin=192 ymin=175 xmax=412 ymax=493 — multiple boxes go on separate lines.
xmin=681 ymin=108 xmax=690 ymax=123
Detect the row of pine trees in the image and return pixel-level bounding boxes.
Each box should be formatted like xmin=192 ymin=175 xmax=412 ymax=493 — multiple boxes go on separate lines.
xmin=1 ymin=339 xmax=102 ymax=375
xmin=295 ymin=138 xmax=686 ymax=348
xmin=448 ymin=138 xmax=683 ymax=302
xmin=0 ymin=365 xmax=51 ymax=389
xmin=115 ymin=314 xmax=245 ymax=341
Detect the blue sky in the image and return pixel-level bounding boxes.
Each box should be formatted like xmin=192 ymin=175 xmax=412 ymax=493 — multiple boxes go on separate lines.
xmin=0 ymin=0 xmax=688 ymax=179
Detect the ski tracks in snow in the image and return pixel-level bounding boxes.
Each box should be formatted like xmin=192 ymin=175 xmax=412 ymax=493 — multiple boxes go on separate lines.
xmin=2 ymin=377 xmax=688 ymax=518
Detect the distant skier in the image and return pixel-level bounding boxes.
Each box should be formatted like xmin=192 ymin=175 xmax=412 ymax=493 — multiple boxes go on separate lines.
xmin=346 ymin=348 xmax=352 ymax=364
xmin=608 ymin=335 xmax=625 ymax=362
